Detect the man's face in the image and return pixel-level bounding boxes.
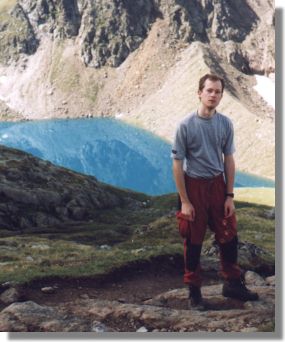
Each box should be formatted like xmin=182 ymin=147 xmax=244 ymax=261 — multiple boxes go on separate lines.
xmin=198 ymin=79 xmax=223 ymax=109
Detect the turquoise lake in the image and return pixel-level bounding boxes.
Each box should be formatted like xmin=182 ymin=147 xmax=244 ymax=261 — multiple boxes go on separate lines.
xmin=0 ymin=118 xmax=275 ymax=195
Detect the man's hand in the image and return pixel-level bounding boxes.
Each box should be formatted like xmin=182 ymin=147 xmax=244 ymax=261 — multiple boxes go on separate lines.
xmin=224 ymin=197 xmax=235 ymax=218
xmin=181 ymin=201 xmax=195 ymax=221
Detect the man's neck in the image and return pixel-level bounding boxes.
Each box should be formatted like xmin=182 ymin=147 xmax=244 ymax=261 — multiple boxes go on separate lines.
xmin=197 ymin=107 xmax=216 ymax=119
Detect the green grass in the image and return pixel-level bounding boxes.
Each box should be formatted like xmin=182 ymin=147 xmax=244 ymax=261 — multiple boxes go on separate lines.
xmin=0 ymin=189 xmax=275 ymax=285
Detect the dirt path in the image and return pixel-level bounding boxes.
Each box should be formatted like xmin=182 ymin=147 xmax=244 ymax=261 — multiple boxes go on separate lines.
xmin=0 ymin=256 xmax=275 ymax=332
xmin=20 ymin=255 xmax=220 ymax=312
xmin=21 ymin=256 xmax=185 ymax=308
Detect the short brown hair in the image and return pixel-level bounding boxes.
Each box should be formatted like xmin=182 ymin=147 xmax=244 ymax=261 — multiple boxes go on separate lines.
xmin=198 ymin=74 xmax=225 ymax=93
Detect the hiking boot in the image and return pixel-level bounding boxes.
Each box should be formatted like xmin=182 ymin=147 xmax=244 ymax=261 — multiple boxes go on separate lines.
xmin=188 ymin=284 xmax=204 ymax=310
xmin=222 ymin=277 xmax=259 ymax=301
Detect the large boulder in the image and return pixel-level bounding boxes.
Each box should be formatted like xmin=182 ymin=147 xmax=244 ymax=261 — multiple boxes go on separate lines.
xmin=0 ymin=301 xmax=91 ymax=332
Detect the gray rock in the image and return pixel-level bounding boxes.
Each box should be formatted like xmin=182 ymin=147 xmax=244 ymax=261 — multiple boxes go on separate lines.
xmin=25 ymin=256 xmax=34 ymax=262
xmin=0 ymin=287 xmax=22 ymax=305
xmin=265 ymin=275 xmax=275 ymax=287
xmin=202 ymin=241 xmax=274 ymax=275
xmin=91 ymin=320 xmax=113 ymax=332
xmin=0 ymin=145 xmax=126 ymax=231
xmin=41 ymin=287 xmax=56 ymax=294
xmin=240 ymin=327 xmax=259 ymax=332
xmin=244 ymin=271 xmax=266 ymax=286
xmin=0 ymin=301 xmax=90 ymax=332
xmin=31 ymin=244 xmax=50 ymax=250
xmin=263 ymin=208 xmax=275 ymax=220
xmin=100 ymin=245 xmax=111 ymax=250
xmin=136 ymin=326 xmax=148 ymax=332
xmin=0 ymin=284 xmax=274 ymax=332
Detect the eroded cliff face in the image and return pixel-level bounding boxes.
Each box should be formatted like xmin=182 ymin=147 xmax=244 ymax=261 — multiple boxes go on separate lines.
xmin=0 ymin=0 xmax=275 ymax=74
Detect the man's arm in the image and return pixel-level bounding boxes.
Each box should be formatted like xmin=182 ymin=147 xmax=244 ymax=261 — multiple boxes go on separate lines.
xmin=224 ymin=154 xmax=235 ymax=217
xmin=173 ymin=159 xmax=195 ymax=221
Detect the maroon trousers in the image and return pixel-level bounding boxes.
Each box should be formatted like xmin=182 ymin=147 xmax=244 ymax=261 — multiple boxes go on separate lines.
xmin=178 ymin=173 xmax=241 ymax=287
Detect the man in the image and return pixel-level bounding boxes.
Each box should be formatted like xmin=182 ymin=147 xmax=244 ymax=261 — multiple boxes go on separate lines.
xmin=171 ymin=74 xmax=258 ymax=309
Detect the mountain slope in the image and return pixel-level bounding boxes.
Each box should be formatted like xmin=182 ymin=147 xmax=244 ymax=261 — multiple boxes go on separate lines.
xmin=0 ymin=0 xmax=275 ymax=179
xmin=0 ymin=144 xmax=141 ymax=232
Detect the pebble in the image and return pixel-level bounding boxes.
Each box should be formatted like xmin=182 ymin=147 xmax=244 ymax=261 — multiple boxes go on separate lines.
xmin=265 ymin=275 xmax=275 ymax=286
xmin=91 ymin=321 xmax=110 ymax=332
xmin=136 ymin=326 xmax=148 ymax=332
xmin=31 ymin=244 xmax=50 ymax=250
xmin=245 ymin=271 xmax=266 ymax=286
xmin=241 ymin=327 xmax=258 ymax=332
xmin=79 ymin=294 xmax=89 ymax=300
xmin=26 ymin=256 xmax=34 ymax=262
xmin=100 ymin=245 xmax=111 ymax=250
xmin=41 ymin=287 xmax=56 ymax=294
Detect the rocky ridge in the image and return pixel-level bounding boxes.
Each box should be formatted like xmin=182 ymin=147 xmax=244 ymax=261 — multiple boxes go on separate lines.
xmin=0 ymin=145 xmax=128 ymax=231
xmin=1 ymin=0 xmax=274 ymax=74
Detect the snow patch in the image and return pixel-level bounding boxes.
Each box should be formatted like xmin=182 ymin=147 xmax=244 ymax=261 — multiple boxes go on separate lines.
xmin=115 ymin=112 xmax=125 ymax=119
xmin=0 ymin=75 xmax=8 ymax=84
xmin=253 ymin=75 xmax=275 ymax=109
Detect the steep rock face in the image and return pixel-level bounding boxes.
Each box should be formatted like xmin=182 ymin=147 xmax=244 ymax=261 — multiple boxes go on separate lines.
xmin=1 ymin=0 xmax=274 ymax=74
xmin=0 ymin=145 xmax=124 ymax=231
xmin=79 ymin=0 xmax=159 ymax=67
xmin=0 ymin=3 xmax=38 ymax=64
xmin=159 ymin=0 xmax=258 ymax=43
xmin=160 ymin=0 xmax=274 ymax=75
xmin=17 ymin=0 xmax=81 ymax=38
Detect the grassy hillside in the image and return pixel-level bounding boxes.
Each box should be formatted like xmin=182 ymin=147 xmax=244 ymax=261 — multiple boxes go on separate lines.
xmin=0 ymin=189 xmax=275 ymax=285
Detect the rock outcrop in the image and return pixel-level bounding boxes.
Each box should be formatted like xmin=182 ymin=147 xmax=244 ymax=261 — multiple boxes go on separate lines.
xmin=79 ymin=0 xmax=159 ymax=68
xmin=0 ymin=272 xmax=275 ymax=332
xmin=0 ymin=2 xmax=38 ymax=64
xmin=0 ymin=145 xmax=126 ymax=231
xmin=203 ymin=240 xmax=275 ymax=276
xmin=18 ymin=0 xmax=81 ymax=38
xmin=0 ymin=0 xmax=274 ymax=74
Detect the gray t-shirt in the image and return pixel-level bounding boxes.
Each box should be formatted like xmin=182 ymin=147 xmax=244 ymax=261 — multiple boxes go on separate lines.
xmin=171 ymin=111 xmax=235 ymax=178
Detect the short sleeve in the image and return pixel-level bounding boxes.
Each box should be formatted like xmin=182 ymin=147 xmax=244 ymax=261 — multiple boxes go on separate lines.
xmin=223 ymin=120 xmax=236 ymax=155
xmin=171 ymin=123 xmax=187 ymax=160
